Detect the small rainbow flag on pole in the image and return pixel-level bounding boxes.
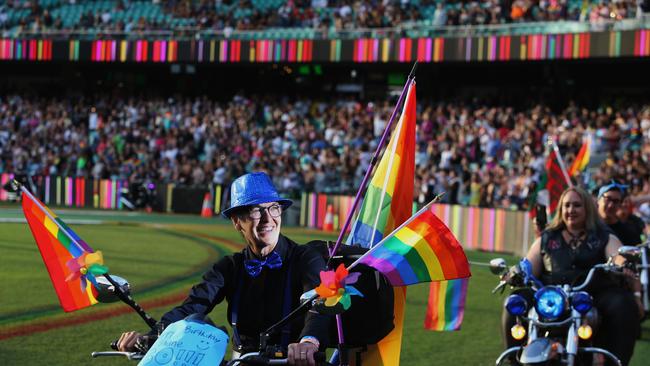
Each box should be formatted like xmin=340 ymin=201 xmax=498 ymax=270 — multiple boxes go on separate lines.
xmin=349 ymin=201 xmax=471 ymax=286
xmin=424 ymin=278 xmax=469 ymax=331
xmin=568 ymin=133 xmax=592 ymax=177
xmin=20 ymin=183 xmax=108 ymax=312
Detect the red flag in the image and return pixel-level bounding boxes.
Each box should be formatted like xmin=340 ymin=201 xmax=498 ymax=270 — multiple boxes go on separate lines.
xmin=545 ymin=148 xmax=571 ymax=214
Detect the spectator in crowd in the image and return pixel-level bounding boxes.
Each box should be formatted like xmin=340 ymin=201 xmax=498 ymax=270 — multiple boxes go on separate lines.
xmin=1 ymin=92 xmax=650 ymax=219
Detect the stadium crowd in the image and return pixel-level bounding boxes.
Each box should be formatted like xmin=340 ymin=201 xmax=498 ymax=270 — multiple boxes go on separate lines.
xmin=1 ymin=0 xmax=647 ymax=35
xmin=1 ymin=93 xmax=649 ymax=213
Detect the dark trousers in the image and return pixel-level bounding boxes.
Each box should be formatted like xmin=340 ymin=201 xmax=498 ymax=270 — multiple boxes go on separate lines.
xmin=501 ymin=287 xmax=639 ymax=366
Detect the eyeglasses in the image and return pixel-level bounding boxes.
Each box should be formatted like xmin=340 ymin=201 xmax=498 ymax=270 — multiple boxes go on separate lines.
xmin=247 ymin=204 xmax=282 ymax=220
xmin=601 ymin=195 xmax=622 ymax=206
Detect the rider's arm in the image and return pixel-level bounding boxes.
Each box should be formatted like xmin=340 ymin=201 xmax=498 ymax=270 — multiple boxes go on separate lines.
xmin=296 ymin=245 xmax=330 ymax=347
xmin=117 ymin=256 xmax=233 ymax=352
xmin=604 ymin=234 xmax=624 ymax=265
xmin=158 ymin=255 xmax=233 ymax=328
xmin=285 ymin=245 xmax=329 ymax=366
xmin=605 ymin=233 xmax=645 ymax=317
xmin=525 ymin=237 xmax=543 ymax=278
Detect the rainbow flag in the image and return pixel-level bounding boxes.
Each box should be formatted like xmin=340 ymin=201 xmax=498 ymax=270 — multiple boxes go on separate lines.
xmin=424 ymin=278 xmax=469 ymax=331
xmin=568 ymin=133 xmax=592 ymax=177
xmin=21 ymin=185 xmax=107 ymax=312
xmin=352 ymin=203 xmax=471 ymax=286
xmin=346 ymin=82 xmax=416 ymax=365
xmin=347 ymin=83 xmax=416 ymax=248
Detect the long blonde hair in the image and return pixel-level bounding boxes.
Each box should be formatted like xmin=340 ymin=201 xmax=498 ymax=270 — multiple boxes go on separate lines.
xmin=546 ymin=187 xmax=600 ymax=232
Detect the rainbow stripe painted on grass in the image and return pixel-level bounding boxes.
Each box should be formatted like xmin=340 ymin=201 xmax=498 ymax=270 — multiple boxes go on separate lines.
xmin=347 ymin=82 xmax=416 ymax=249
xmin=22 ymin=191 xmax=101 ymax=312
xmin=357 ymin=205 xmax=471 ymax=286
xmin=424 ymin=278 xmax=469 ymax=331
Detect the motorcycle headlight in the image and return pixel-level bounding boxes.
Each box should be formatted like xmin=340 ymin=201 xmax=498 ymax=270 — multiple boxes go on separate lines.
xmin=571 ymin=291 xmax=593 ymax=314
xmin=534 ymin=286 xmax=567 ymax=320
xmin=504 ymin=294 xmax=528 ymax=316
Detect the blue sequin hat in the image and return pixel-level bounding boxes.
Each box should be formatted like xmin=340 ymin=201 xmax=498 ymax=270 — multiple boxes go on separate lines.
xmin=221 ymin=172 xmax=293 ymax=218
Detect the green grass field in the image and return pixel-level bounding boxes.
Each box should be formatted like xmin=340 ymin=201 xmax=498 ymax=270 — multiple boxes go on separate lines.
xmin=0 ymin=208 xmax=648 ymax=365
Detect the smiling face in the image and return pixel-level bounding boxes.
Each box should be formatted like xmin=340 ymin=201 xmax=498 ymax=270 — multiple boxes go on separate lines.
xmin=598 ymin=189 xmax=622 ymax=224
xmin=561 ymin=190 xmax=586 ymax=230
xmin=196 ymin=339 xmax=212 ymax=351
xmin=231 ymin=202 xmax=282 ymax=257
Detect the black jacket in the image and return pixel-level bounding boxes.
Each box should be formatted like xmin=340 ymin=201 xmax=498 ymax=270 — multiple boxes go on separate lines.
xmin=158 ymin=234 xmax=329 ymax=349
xmin=608 ymin=215 xmax=645 ymax=246
xmin=539 ymin=225 xmax=616 ymax=291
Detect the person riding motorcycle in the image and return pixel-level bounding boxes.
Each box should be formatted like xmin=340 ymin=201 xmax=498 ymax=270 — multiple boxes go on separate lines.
xmin=502 ymin=187 xmax=641 ymax=365
xmin=116 ymin=172 xmax=330 ymax=366
xmin=597 ymin=181 xmax=644 ymax=247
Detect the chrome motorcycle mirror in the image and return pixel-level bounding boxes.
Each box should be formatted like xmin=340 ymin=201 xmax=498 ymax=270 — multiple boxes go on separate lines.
xmin=95 ymin=275 xmax=131 ymax=303
xmin=618 ymin=246 xmax=641 ymax=263
xmin=489 ymin=258 xmax=507 ymax=275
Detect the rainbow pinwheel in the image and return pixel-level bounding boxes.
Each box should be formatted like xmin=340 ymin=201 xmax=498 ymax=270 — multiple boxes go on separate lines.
xmin=65 ymin=251 xmax=108 ymax=291
xmin=313 ymin=264 xmax=363 ymax=314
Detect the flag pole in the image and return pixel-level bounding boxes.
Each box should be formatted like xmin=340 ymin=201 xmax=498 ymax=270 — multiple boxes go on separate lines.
xmin=327 ymin=62 xmax=417 ymax=366
xmin=328 ymin=61 xmax=418 ymax=259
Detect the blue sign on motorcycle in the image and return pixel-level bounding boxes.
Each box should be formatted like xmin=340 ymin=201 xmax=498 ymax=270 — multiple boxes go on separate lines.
xmin=138 ymin=319 xmax=229 ymax=366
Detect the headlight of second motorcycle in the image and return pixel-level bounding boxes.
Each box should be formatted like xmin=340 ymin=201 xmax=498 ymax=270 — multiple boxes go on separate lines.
xmin=505 ymin=294 xmax=528 ymax=316
xmin=534 ymin=286 xmax=568 ymax=320
xmin=570 ymin=291 xmax=593 ymax=314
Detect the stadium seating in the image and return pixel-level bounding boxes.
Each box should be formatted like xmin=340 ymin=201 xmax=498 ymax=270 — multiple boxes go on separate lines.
xmin=1 ymin=0 xmax=645 ymax=39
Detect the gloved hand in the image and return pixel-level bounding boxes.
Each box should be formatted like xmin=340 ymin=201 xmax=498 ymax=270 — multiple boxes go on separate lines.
xmin=501 ymin=265 xmax=524 ymax=287
xmin=134 ymin=334 xmax=158 ymax=354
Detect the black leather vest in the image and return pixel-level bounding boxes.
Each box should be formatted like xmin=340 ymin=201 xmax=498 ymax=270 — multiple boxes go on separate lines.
xmin=540 ymin=226 xmax=610 ymax=286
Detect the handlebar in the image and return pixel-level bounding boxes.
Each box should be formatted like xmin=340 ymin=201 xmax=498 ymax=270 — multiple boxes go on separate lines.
xmin=227 ymin=353 xmax=288 ymax=365
xmin=91 ymin=350 xmax=332 ymax=365
xmin=91 ymin=351 xmax=144 ymax=360
xmin=572 ymin=263 xmax=623 ymax=292
xmin=227 ymin=351 xmax=331 ymax=366
xmin=492 ymin=280 xmax=507 ymax=294
xmin=493 ymin=263 xmax=625 ymax=293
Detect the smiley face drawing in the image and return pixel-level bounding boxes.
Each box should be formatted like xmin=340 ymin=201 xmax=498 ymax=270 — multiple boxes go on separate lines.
xmin=196 ymin=339 xmax=212 ymax=351
xmin=154 ymin=347 xmax=174 ymax=364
